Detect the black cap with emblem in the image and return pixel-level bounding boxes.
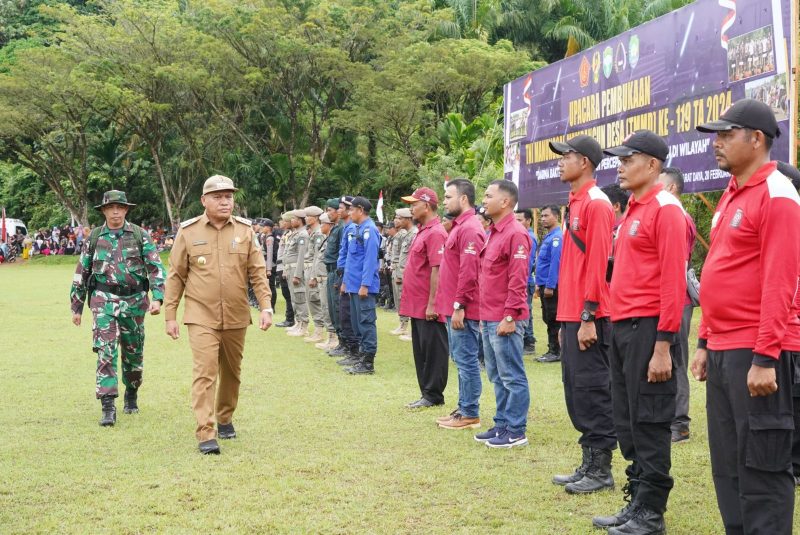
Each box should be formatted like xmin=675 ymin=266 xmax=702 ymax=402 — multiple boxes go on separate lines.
xmin=549 ymin=135 xmax=604 ymax=168
xmin=604 ymin=130 xmax=669 ymax=162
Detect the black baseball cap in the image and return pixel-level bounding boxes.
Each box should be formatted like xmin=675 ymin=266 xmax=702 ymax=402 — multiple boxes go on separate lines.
xmin=341 ymin=195 xmax=355 ymax=206
xmin=350 ymin=196 xmax=372 ymax=212
xmin=261 ymin=218 xmax=275 ymax=228
xmin=549 ymin=135 xmax=604 ymax=168
xmin=604 ymin=130 xmax=669 ymax=162
xmin=697 ymin=98 xmax=780 ymax=138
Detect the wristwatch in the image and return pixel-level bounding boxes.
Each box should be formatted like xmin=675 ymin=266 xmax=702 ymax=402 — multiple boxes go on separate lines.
xmin=504 ymin=315 xmax=514 ymax=323
xmin=453 ymin=302 xmax=464 ymax=311
xmin=580 ymin=310 xmax=595 ymax=322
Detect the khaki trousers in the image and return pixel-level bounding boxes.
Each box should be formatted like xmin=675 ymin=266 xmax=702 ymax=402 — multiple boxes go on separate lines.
xmin=187 ymin=324 xmax=247 ymax=442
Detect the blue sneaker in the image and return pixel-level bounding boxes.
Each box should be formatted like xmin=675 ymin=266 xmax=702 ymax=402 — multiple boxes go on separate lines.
xmin=474 ymin=426 xmax=503 ymax=443
xmin=486 ymin=429 xmax=528 ymax=448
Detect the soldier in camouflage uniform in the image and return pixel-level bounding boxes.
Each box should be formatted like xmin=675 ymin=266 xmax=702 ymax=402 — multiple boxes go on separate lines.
xmin=70 ymin=190 xmax=166 ymax=427
xmin=301 ymin=206 xmax=328 ymax=343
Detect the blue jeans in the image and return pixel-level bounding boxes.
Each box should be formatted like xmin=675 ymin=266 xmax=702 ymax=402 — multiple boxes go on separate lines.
xmin=524 ymin=282 xmax=536 ymax=345
xmin=446 ymin=317 xmax=482 ymax=418
xmin=482 ymin=321 xmax=529 ymax=435
xmin=349 ymin=293 xmax=377 ymax=355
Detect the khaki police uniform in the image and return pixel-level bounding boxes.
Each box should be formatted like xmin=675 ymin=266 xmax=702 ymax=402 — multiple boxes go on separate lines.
xmin=164 ymin=212 xmax=271 ymax=443
xmin=284 ymin=218 xmax=309 ymax=324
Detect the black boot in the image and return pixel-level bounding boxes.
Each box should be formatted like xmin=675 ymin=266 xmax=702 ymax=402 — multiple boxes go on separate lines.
xmin=123 ymin=388 xmax=139 ymax=414
xmin=592 ymin=481 xmax=639 ymax=528
xmin=348 ymin=354 xmax=375 ymax=375
xmin=565 ymin=448 xmax=614 ymax=494
xmin=608 ymin=504 xmax=665 ymax=535
xmin=276 ymin=319 xmax=295 ymax=328
xmin=99 ymin=395 xmax=116 ymax=427
xmin=553 ymin=446 xmax=590 ymax=485
xmin=328 ymin=342 xmax=347 ymax=357
xmin=336 ymin=352 xmax=361 ymax=366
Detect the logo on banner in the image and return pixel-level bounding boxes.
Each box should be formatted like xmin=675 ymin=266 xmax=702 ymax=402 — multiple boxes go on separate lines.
xmin=629 ymin=35 xmax=640 ymax=69
xmin=615 ymin=42 xmax=627 ymax=73
xmin=579 ymin=56 xmax=590 ymax=87
xmin=592 ymin=51 xmax=601 ymax=84
xmin=603 ymin=46 xmax=613 ymax=78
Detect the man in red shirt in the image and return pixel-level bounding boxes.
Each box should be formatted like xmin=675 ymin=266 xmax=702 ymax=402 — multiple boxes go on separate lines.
xmin=548 ymin=135 xmax=617 ymax=495
xmin=434 ymin=178 xmax=486 ymax=429
xmin=596 ymin=130 xmax=687 ymax=535
xmin=399 ymin=187 xmax=449 ymax=409
xmin=657 ymin=167 xmax=697 ymax=445
xmin=691 ymin=99 xmax=800 ymax=534
xmin=473 ymin=180 xmax=532 ymax=448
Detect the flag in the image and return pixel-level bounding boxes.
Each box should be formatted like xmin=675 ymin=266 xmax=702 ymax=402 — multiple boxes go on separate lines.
xmin=1 ymin=206 xmax=5 ymax=243
xmin=376 ymin=190 xmax=384 ymax=223
xmin=719 ymin=0 xmax=736 ymax=50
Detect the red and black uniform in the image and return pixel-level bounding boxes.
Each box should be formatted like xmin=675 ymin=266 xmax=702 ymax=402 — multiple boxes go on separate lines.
xmin=697 ymin=162 xmax=800 ymax=534
xmin=608 ymin=182 xmax=687 ymax=515
xmin=556 ymin=180 xmax=617 ymax=452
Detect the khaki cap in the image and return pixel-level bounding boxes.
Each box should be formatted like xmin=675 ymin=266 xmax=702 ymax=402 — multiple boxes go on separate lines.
xmin=202 ymin=175 xmax=238 ymax=195
xmin=395 ymin=208 xmax=412 ymax=218
xmin=304 ymin=206 xmax=323 ymax=217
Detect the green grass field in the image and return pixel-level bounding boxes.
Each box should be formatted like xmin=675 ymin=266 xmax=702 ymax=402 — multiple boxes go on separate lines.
xmin=1 ymin=260 xmax=798 ymax=534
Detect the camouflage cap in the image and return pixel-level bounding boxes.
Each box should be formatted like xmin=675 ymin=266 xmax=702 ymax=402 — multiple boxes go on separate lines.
xmin=202 ymin=174 xmax=238 ymax=194
xmin=95 ymin=190 xmax=136 ymax=210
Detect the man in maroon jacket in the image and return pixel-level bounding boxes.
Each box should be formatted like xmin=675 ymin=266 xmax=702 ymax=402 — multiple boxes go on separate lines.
xmin=399 ymin=187 xmax=449 ymax=409
xmin=691 ymin=99 xmax=800 ymax=534
xmin=434 ymin=178 xmax=486 ymax=429
xmin=548 ymin=135 xmax=617 ymax=495
xmin=594 ymin=130 xmax=687 ymax=535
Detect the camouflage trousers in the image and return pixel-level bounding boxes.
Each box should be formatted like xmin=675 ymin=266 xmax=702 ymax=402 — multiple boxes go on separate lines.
xmin=90 ymin=291 xmax=147 ymax=398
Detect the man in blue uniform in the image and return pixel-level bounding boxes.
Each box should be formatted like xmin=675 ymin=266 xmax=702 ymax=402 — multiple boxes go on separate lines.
xmin=333 ymin=197 xmax=362 ymax=364
xmin=535 ymin=205 xmax=563 ymax=363
xmin=343 ymin=196 xmax=381 ymax=375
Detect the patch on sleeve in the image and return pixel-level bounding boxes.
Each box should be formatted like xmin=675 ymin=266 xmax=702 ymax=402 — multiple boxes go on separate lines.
xmin=513 ymin=244 xmax=527 ymax=259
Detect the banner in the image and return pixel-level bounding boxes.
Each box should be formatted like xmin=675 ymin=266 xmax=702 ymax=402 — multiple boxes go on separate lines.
xmin=503 ymin=0 xmax=797 ymax=207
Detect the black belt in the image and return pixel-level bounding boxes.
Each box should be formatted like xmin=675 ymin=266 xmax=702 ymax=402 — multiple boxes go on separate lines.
xmin=94 ymin=281 xmax=146 ymax=296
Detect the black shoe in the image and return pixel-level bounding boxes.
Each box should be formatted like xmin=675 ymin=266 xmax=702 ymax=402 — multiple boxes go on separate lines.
xmin=536 ymin=352 xmax=561 ymax=363
xmin=99 ymin=395 xmax=116 ymax=426
xmin=671 ymin=426 xmax=690 ymax=443
xmin=123 ymin=388 xmax=139 ymax=414
xmin=347 ymin=354 xmax=375 ymax=375
xmin=592 ymin=482 xmax=639 ymax=528
xmin=276 ymin=320 xmax=295 ymax=328
xmin=406 ymin=398 xmax=440 ymax=409
xmin=523 ymin=343 xmax=536 ymax=355
xmin=199 ymin=439 xmax=221 ymax=455
xmin=337 ymin=354 xmax=361 ymax=366
xmin=607 ymin=504 xmax=665 ymax=535
xmin=553 ymin=446 xmax=590 ymax=485
xmin=565 ymin=448 xmax=614 ymax=494
xmin=328 ymin=344 xmax=347 ymax=357
xmin=218 ymin=423 xmax=237 ymax=439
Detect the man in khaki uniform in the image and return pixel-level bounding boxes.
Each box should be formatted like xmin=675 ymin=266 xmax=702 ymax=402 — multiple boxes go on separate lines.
xmin=303 ymin=206 xmax=329 ymax=343
xmin=285 ymin=210 xmax=310 ymax=337
xmin=392 ymin=207 xmax=416 ymax=339
xmin=389 ymin=211 xmax=408 ymax=334
xmin=164 ymin=175 xmax=272 ymax=455
xmin=314 ymin=212 xmax=336 ymax=348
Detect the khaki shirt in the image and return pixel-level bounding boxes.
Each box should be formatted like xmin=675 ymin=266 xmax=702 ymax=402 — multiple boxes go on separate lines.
xmin=285 ymin=228 xmax=308 ymax=279
xmin=391 ymin=228 xmax=406 ymax=267
xmin=396 ymin=226 xmax=417 ymax=281
xmin=164 ymin=213 xmax=271 ymax=330
xmin=310 ymin=229 xmax=328 ymax=280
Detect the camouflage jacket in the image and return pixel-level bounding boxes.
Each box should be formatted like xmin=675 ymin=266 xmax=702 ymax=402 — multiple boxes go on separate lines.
xmin=70 ymin=221 xmax=166 ymax=315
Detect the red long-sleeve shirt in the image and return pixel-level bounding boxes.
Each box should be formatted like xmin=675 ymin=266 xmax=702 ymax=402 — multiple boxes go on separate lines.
xmin=399 ymin=217 xmax=447 ymax=321
xmin=698 ymin=162 xmax=800 ymax=358
xmin=435 ymin=209 xmax=485 ymax=320
xmin=556 ymin=180 xmax=613 ymax=321
xmin=479 ymin=212 xmax=532 ymax=322
xmin=609 ymin=183 xmax=686 ymax=338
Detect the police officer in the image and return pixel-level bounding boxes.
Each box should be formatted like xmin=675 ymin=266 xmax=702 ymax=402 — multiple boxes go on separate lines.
xmin=319 ymin=198 xmax=343 ymax=351
xmin=285 ymin=210 xmax=310 ymax=337
xmin=534 ymin=205 xmax=563 ymax=363
xmin=301 ymin=206 xmax=327 ymax=343
xmin=342 ymin=196 xmax=381 ymax=375
xmin=596 ymin=131 xmax=686 ymax=534
xmin=548 ymin=136 xmax=616 ymax=494
xmin=70 ymin=190 xmax=166 ymax=426
xmin=260 ymin=218 xmax=278 ymax=312
xmin=691 ymin=100 xmax=800 ymax=534
xmin=275 ymin=216 xmax=295 ymax=328
xmin=393 ymin=208 xmax=416 ymax=340
xmin=333 ymin=197 xmax=362 ymax=363
xmin=389 ymin=213 xmax=406 ymax=331
xmin=313 ymin=212 xmax=335 ymax=348
xmin=164 ymin=175 xmax=272 ymax=455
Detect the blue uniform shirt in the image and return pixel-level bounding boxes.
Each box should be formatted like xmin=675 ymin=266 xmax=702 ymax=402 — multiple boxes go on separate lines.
xmin=535 ymin=227 xmax=562 ymax=289
xmin=527 ymin=228 xmax=539 ymax=285
xmin=337 ymin=221 xmax=357 ymax=270
xmin=344 ymin=217 xmax=381 ymax=293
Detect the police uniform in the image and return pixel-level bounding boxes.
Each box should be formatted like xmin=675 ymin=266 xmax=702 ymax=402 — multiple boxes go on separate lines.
xmin=302 ymin=206 xmax=328 ymax=341
xmin=70 ymin=190 xmax=166 ymax=425
xmin=164 ymin=176 xmax=271 ymax=450
xmin=394 ymin=211 xmax=417 ymax=336
xmin=275 ymin=215 xmax=295 ymax=326
xmin=335 ymin=206 xmax=360 ymax=357
xmin=284 ymin=210 xmax=309 ymax=334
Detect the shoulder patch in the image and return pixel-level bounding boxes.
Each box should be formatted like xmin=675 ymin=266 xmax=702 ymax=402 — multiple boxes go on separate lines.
xmin=180 ymin=216 xmax=201 ymax=228
xmin=588 ymin=186 xmax=612 ymax=204
xmin=767 ymin=171 xmax=800 ymax=205
xmin=234 ymin=216 xmax=252 ymax=226
xmin=655 ymin=190 xmax=684 ymax=211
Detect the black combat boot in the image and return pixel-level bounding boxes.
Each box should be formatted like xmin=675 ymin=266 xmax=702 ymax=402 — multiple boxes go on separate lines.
xmin=123 ymin=388 xmax=139 ymax=414
xmin=592 ymin=481 xmax=639 ymax=528
xmin=99 ymin=395 xmax=116 ymax=427
xmin=565 ymin=448 xmax=614 ymax=494
xmin=336 ymin=351 xmax=361 ymax=367
xmin=347 ymin=354 xmax=375 ymax=375
xmin=553 ymin=446 xmax=590 ymax=485
xmin=608 ymin=504 xmax=665 ymax=535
